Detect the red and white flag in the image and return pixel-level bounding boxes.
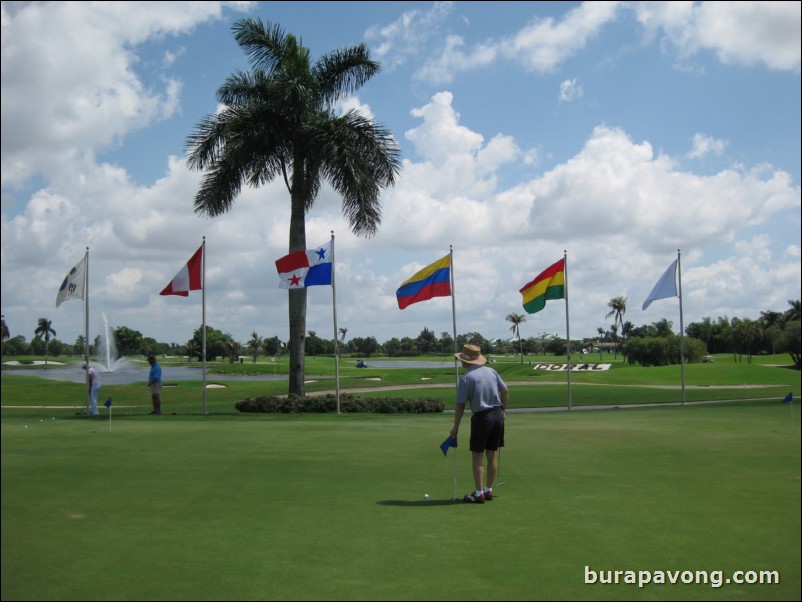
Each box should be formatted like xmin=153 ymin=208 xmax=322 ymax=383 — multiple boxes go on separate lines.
xmin=160 ymin=245 xmax=203 ymax=296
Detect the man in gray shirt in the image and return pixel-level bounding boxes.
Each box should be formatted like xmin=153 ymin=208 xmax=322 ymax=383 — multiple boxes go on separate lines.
xmin=450 ymin=344 xmax=509 ymax=503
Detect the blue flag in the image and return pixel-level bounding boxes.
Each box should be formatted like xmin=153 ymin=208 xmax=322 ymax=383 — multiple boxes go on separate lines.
xmin=440 ymin=435 xmax=457 ymax=456
xmin=104 ymin=397 xmax=112 ymax=408
xmin=783 ymin=392 xmax=793 ymax=404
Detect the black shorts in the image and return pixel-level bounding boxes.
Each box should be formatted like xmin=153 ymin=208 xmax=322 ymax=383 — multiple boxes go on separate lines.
xmin=470 ymin=407 xmax=505 ymax=452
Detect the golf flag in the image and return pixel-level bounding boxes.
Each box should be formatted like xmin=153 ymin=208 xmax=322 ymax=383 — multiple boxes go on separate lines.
xmin=440 ymin=435 xmax=457 ymax=456
xmin=275 ymin=241 xmax=333 ymax=288
xmin=519 ymin=258 xmax=565 ymax=314
xmin=56 ymin=256 xmax=87 ymax=308
xmin=784 ymin=392 xmax=794 ymax=404
xmin=396 ymin=254 xmax=451 ymax=309
xmin=160 ymin=245 xmax=203 ymax=296
xmin=104 ymin=397 xmax=112 ymax=408
xmin=642 ymin=259 xmax=678 ymax=310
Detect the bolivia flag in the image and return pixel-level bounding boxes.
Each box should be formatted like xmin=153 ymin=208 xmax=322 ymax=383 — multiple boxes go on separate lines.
xmin=396 ymin=254 xmax=451 ymax=310
xmin=519 ymin=258 xmax=565 ymax=314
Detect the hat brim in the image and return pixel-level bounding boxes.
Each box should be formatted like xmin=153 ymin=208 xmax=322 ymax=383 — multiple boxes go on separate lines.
xmin=454 ymin=353 xmax=487 ymax=365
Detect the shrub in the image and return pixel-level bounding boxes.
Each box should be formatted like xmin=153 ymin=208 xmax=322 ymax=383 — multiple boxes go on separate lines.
xmin=235 ymin=393 xmax=445 ymax=414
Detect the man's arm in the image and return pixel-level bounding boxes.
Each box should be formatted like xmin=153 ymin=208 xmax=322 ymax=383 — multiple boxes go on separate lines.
xmin=451 ymin=404 xmax=465 ymax=438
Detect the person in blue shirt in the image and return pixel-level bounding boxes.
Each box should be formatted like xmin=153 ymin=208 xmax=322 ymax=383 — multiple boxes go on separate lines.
xmin=450 ymin=344 xmax=508 ymax=503
xmin=147 ymin=355 xmax=163 ymax=415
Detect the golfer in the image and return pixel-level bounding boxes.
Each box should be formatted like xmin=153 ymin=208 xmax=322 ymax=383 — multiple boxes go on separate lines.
xmin=450 ymin=343 xmax=508 ymax=504
xmin=83 ymin=363 xmax=101 ymax=416
xmin=147 ymin=355 xmax=163 ymax=415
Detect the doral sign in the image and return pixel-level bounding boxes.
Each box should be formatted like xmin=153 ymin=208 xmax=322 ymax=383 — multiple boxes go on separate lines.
xmin=532 ymin=363 xmax=612 ymax=372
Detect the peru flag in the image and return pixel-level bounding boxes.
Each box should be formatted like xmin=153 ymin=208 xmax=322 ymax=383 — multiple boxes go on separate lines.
xmin=160 ymin=245 xmax=203 ymax=296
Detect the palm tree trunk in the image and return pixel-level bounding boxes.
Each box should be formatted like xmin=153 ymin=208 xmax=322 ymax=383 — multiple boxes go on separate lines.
xmin=287 ymin=187 xmax=307 ymax=397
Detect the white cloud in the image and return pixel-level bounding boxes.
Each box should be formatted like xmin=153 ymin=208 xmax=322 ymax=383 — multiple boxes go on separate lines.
xmin=559 ymin=78 xmax=584 ymax=102
xmin=365 ymin=1 xmax=455 ymax=70
xmin=688 ymin=133 xmax=728 ymax=159
xmin=634 ymin=0 xmax=801 ymax=71
xmin=0 ymin=1 xmax=248 ymax=188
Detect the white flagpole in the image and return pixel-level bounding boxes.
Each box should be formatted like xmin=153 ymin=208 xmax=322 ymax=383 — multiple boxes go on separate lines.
xmin=450 ymin=246 xmax=459 ymax=388
xmin=450 ymin=246 xmax=458 ymax=502
xmin=677 ymin=249 xmax=686 ymax=406
xmin=564 ymin=250 xmax=572 ymax=411
xmin=202 ymin=237 xmax=207 ymax=415
xmin=331 ymin=231 xmax=340 ymax=414
xmin=84 ymin=248 xmax=91 ymax=415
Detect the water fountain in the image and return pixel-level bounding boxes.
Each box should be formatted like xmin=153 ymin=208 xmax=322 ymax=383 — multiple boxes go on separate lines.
xmin=94 ymin=313 xmax=132 ymax=373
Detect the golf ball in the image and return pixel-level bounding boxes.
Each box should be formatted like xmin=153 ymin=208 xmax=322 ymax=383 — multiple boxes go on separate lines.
xmin=424 ymin=493 xmax=429 ymax=499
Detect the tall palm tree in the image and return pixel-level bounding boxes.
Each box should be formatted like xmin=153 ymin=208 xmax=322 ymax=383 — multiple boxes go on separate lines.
xmin=186 ymin=18 xmax=401 ymax=396
xmin=786 ymin=299 xmax=801 ymax=322
xmin=247 ymin=331 xmax=263 ymax=364
xmin=34 ymin=318 xmax=56 ymax=368
xmin=506 ymin=313 xmax=526 ymax=364
xmin=605 ymin=296 xmax=628 ymax=339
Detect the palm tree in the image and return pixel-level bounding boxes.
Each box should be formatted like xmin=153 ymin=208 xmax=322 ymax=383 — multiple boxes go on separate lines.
xmin=34 ymin=318 xmax=56 ymax=368
xmin=605 ymin=296 xmax=628 ymax=339
xmin=247 ymin=331 xmax=263 ymax=363
xmin=786 ymin=299 xmax=801 ymax=322
xmin=506 ymin=313 xmax=526 ymax=364
xmin=186 ymin=18 xmax=401 ymax=396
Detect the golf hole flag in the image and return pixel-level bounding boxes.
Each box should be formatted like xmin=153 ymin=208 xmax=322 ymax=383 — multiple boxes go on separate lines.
xmin=396 ymin=254 xmax=451 ymax=309
xmin=440 ymin=435 xmax=457 ymax=456
xmin=519 ymin=258 xmax=565 ymax=314
xmin=56 ymin=255 xmax=87 ymax=308
xmin=276 ymin=241 xmax=333 ymax=288
xmin=160 ymin=245 xmax=203 ymax=296
xmin=642 ymin=259 xmax=678 ymax=310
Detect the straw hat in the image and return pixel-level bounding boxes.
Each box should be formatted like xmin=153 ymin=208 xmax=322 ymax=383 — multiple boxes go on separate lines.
xmin=455 ymin=343 xmax=487 ymax=365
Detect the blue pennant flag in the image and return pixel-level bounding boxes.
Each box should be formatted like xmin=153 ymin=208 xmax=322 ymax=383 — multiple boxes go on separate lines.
xmin=440 ymin=435 xmax=457 ymax=456
xmin=783 ymin=392 xmax=793 ymax=404
xmin=104 ymin=397 xmax=113 ymax=408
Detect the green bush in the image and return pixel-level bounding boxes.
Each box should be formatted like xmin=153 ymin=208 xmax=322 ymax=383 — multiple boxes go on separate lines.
xmin=621 ymin=334 xmax=707 ymax=366
xmin=235 ymin=393 xmax=445 ymax=414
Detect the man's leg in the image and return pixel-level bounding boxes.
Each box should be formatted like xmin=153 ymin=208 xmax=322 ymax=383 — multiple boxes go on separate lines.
xmin=471 ymin=450 xmax=485 ymax=492
xmin=485 ymin=449 xmax=498 ymax=488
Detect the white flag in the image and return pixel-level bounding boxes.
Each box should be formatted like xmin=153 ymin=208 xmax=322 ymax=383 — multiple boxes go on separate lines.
xmin=56 ymin=256 xmax=87 ymax=308
xmin=642 ymin=259 xmax=678 ymax=310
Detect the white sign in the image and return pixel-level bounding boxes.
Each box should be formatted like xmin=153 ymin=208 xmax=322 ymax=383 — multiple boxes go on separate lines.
xmin=532 ymin=363 xmax=612 ymax=372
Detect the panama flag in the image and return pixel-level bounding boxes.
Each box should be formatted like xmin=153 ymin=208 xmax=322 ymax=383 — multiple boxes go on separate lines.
xmin=276 ymin=241 xmax=333 ymax=288
xmin=56 ymin=256 xmax=87 ymax=308
xmin=160 ymin=245 xmax=203 ymax=296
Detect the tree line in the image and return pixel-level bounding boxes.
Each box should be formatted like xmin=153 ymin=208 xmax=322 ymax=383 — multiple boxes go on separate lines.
xmin=2 ymin=299 xmax=799 ymax=369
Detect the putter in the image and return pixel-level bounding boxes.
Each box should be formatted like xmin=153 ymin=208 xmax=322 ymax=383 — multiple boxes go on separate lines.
xmin=496 ymin=447 xmax=505 ymax=486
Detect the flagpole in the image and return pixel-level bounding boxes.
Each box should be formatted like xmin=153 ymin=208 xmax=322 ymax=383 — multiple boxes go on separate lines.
xmin=563 ymin=250 xmax=572 ymax=411
xmin=331 ymin=231 xmax=340 ymax=414
xmin=84 ymin=247 xmax=91 ymax=415
xmin=202 ymin=237 xmax=207 ymax=414
xmin=677 ymin=249 xmax=686 ymax=406
xmin=449 ymin=246 xmax=459 ymax=388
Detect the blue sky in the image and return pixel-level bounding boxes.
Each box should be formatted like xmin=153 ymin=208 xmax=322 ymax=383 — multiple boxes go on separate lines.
xmin=2 ymin=1 xmax=800 ymax=351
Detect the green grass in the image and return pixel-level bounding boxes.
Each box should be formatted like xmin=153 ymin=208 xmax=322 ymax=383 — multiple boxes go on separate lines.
xmin=1 ymin=402 xmax=799 ymax=600
xmin=1 ymin=352 xmax=798 ymax=415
